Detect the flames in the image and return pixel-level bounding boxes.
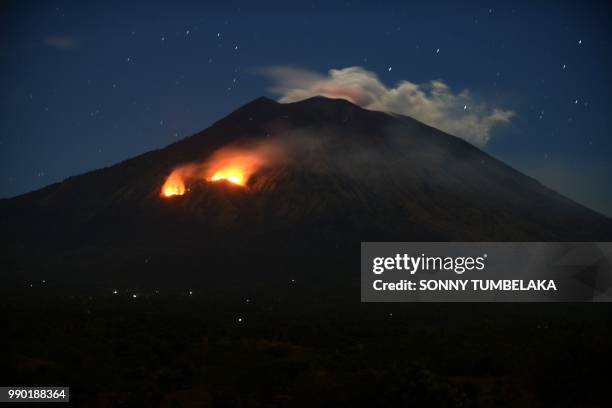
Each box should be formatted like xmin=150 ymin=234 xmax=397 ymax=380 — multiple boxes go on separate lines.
xmin=206 ymin=148 xmax=271 ymax=187
xmin=160 ymin=142 xmax=281 ymax=197
xmin=210 ymin=169 xmax=245 ymax=185
xmin=161 ymin=165 xmax=195 ymax=197
xmin=161 ymin=171 xmax=186 ymax=197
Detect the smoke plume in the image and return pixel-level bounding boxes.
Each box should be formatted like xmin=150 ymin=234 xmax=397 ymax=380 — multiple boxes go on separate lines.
xmin=258 ymin=66 xmax=514 ymax=147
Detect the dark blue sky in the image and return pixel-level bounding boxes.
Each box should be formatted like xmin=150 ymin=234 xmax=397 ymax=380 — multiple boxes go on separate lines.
xmin=1 ymin=0 xmax=611 ymax=215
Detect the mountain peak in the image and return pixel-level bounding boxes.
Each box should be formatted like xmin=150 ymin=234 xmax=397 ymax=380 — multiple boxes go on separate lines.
xmin=283 ymin=95 xmax=374 ymax=114
xmin=241 ymin=95 xmax=366 ymax=115
xmin=248 ymin=95 xmax=279 ymax=106
xmin=2 ymin=94 xmax=612 ymax=287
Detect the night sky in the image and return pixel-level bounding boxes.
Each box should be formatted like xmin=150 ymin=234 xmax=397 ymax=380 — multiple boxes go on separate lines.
xmin=1 ymin=1 xmax=611 ymax=215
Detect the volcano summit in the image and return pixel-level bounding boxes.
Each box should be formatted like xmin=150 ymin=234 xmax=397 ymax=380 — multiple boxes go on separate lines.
xmin=1 ymin=96 xmax=611 ymax=289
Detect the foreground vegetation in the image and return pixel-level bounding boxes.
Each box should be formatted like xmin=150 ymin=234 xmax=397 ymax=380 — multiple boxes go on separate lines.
xmin=2 ymin=289 xmax=611 ymax=407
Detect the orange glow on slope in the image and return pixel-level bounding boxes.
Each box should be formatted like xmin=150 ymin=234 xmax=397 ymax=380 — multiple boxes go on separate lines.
xmin=210 ymin=168 xmax=245 ymax=186
xmin=160 ymin=142 xmax=282 ymax=197
xmin=160 ymin=169 xmax=187 ymax=197
xmin=204 ymin=145 xmax=279 ymax=187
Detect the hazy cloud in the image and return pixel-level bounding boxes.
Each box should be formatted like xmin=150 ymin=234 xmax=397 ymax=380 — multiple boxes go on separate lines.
xmin=44 ymin=35 xmax=78 ymax=50
xmin=258 ymin=66 xmax=515 ymax=146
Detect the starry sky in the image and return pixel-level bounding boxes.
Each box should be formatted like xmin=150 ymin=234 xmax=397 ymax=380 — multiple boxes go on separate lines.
xmin=1 ymin=0 xmax=611 ymax=215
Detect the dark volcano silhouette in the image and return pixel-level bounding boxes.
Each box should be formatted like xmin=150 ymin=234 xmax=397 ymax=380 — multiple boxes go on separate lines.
xmin=2 ymin=96 xmax=611 ymax=289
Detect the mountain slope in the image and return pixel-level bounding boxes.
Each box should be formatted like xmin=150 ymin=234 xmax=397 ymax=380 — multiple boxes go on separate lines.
xmin=1 ymin=96 xmax=611 ymax=288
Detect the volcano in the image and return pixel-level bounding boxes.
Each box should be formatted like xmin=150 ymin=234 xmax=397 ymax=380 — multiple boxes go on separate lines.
xmin=2 ymin=96 xmax=611 ymax=289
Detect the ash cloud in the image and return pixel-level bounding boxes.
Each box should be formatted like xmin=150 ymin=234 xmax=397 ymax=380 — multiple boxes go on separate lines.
xmin=258 ymin=66 xmax=515 ymax=147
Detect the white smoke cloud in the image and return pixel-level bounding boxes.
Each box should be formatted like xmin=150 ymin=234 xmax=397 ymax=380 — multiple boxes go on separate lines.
xmin=259 ymin=66 xmax=515 ymax=146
